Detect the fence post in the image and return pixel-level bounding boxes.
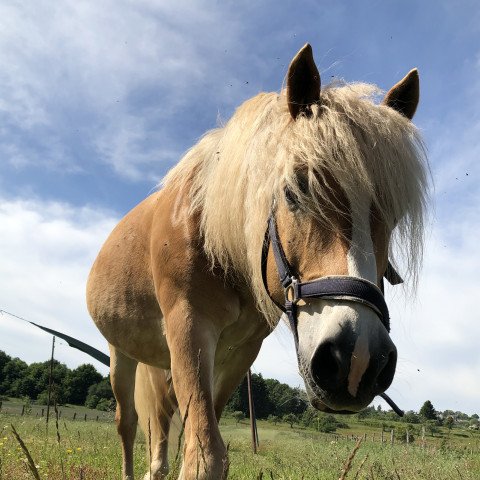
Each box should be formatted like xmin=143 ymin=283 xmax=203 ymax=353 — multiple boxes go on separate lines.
xmin=84 ymin=413 xmax=87 ymax=422
xmin=21 ymin=405 xmax=25 ymax=416
xmin=406 ymin=429 xmax=410 ymax=444
xmin=421 ymin=426 xmax=425 ymax=449
xmin=390 ymin=429 xmax=394 ymax=446
xmin=41 ymin=408 xmax=44 ymax=417
xmin=73 ymin=412 xmax=77 ymax=420
xmin=381 ymin=429 xmax=384 ymax=445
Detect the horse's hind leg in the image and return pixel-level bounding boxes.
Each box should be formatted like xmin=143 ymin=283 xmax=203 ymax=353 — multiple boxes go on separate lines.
xmin=110 ymin=346 xmax=139 ymax=480
xmin=136 ymin=364 xmax=178 ymax=480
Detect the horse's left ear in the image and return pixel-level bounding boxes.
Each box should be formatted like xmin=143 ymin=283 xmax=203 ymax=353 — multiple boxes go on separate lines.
xmin=287 ymin=43 xmax=321 ymax=119
xmin=383 ymin=69 xmax=420 ymax=120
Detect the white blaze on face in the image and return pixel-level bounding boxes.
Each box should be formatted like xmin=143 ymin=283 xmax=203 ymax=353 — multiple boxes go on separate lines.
xmin=347 ymin=198 xmax=377 ymax=283
xmin=345 ymin=197 xmax=377 ymax=396
xmin=296 ymin=195 xmax=380 ymax=399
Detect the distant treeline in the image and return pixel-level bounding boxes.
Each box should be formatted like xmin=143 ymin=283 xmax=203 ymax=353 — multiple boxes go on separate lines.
xmin=0 ymin=350 xmax=114 ymax=410
xmin=1 ymin=350 xmax=478 ymax=433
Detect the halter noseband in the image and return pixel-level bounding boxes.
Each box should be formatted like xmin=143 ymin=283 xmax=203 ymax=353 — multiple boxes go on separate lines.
xmin=261 ymin=212 xmax=402 ymax=348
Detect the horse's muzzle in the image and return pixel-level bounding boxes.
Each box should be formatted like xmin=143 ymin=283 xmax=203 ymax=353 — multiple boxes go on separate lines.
xmin=301 ymin=316 xmax=397 ymax=412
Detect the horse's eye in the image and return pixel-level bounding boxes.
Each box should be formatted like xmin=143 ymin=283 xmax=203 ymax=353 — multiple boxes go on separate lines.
xmin=284 ymin=186 xmax=298 ymax=206
xmin=284 ymin=176 xmax=309 ymax=208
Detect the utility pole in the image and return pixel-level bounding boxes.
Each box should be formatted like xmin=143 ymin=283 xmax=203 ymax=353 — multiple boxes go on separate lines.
xmin=246 ymin=369 xmax=257 ymax=454
xmin=46 ymin=336 xmax=56 ymax=425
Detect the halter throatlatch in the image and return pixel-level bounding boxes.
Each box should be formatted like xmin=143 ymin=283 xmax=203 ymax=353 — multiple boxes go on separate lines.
xmin=261 ymin=212 xmax=405 ymax=416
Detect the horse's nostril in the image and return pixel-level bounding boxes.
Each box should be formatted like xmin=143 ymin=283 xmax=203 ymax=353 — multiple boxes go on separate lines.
xmin=376 ymin=349 xmax=397 ymax=392
xmin=311 ymin=342 xmax=344 ymax=391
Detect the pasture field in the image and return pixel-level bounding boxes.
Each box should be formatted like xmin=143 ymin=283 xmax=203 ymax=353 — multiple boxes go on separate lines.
xmin=0 ymin=402 xmax=479 ymax=479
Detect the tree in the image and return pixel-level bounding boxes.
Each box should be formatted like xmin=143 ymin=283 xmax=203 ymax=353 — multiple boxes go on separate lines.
xmin=283 ymin=413 xmax=297 ymax=428
xmin=267 ymin=414 xmax=280 ymax=425
xmin=445 ymin=416 xmax=454 ymax=430
xmin=232 ymin=411 xmax=245 ymax=424
xmin=0 ymin=351 xmax=12 ymax=377
xmin=426 ymin=420 xmax=440 ymax=437
xmin=226 ymin=374 xmax=274 ymax=419
xmin=85 ymin=378 xmax=114 ymax=409
xmin=316 ymin=414 xmax=348 ymax=433
xmin=419 ymin=400 xmax=437 ymax=420
xmin=64 ymin=364 xmax=103 ymax=405
xmin=402 ymin=411 xmax=420 ymax=424
xmin=1 ymin=357 xmax=28 ymax=396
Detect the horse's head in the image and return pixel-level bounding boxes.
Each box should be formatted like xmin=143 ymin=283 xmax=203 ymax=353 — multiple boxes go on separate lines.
xmin=265 ymin=44 xmax=424 ymax=413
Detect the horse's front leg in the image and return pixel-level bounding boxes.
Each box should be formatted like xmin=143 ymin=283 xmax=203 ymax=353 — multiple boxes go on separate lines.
xmin=165 ymin=306 xmax=228 ymax=480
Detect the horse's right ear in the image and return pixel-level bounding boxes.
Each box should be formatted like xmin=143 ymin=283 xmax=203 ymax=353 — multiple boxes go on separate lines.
xmin=382 ymin=69 xmax=420 ymax=120
xmin=287 ymin=44 xmax=321 ymax=120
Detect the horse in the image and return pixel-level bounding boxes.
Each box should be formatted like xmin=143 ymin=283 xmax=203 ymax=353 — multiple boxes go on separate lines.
xmin=86 ymin=43 xmax=428 ymax=479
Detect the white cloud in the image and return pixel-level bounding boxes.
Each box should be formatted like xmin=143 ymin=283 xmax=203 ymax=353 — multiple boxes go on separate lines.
xmin=0 ymin=196 xmax=117 ymax=374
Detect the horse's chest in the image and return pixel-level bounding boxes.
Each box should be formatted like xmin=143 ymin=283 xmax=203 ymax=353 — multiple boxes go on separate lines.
xmin=214 ymin=304 xmax=270 ymax=367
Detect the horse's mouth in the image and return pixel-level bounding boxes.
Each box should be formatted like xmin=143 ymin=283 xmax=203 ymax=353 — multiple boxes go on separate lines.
xmin=301 ymin=366 xmax=370 ymax=413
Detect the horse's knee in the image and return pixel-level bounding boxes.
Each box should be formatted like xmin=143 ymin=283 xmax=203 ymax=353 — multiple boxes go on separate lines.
xmin=181 ymin=439 xmax=228 ymax=480
xmin=115 ymin=406 xmax=138 ymax=439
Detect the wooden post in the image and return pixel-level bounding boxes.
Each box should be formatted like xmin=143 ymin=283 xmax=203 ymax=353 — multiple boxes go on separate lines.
xmin=21 ymin=405 xmax=25 ymax=415
xmin=84 ymin=413 xmax=87 ymax=422
xmin=46 ymin=336 xmax=56 ymax=425
xmin=390 ymin=429 xmax=394 ymax=446
xmin=73 ymin=412 xmax=77 ymax=420
xmin=41 ymin=408 xmax=44 ymax=417
xmin=364 ymin=433 xmax=367 ymax=441
xmin=421 ymin=426 xmax=425 ymax=449
xmin=406 ymin=429 xmax=410 ymax=444
xmin=246 ymin=369 xmax=257 ymax=454
xmin=381 ymin=429 xmax=384 ymax=445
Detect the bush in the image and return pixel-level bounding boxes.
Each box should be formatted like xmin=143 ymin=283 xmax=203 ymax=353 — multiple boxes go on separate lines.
xmin=96 ymin=398 xmax=115 ymax=412
xmin=395 ymin=425 xmax=416 ymax=443
xmin=232 ymin=411 xmax=245 ymax=424
xmin=267 ymin=414 xmax=280 ymax=425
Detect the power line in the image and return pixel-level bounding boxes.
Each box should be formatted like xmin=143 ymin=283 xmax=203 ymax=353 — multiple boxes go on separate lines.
xmin=0 ymin=308 xmax=110 ymax=367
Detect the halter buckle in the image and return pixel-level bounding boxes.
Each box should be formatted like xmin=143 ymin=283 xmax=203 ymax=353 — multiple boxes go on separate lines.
xmin=285 ymin=277 xmax=299 ymax=303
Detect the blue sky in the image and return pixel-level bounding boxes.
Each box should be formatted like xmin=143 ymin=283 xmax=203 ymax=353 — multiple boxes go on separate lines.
xmin=1 ymin=1 xmax=479 ymax=415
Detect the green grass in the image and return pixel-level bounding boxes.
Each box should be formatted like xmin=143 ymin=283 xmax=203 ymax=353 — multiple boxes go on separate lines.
xmin=0 ymin=407 xmax=479 ymax=479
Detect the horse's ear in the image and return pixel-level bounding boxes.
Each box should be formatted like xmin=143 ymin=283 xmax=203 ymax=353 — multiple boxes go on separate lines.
xmin=383 ymin=69 xmax=420 ymax=120
xmin=287 ymin=43 xmax=321 ymax=120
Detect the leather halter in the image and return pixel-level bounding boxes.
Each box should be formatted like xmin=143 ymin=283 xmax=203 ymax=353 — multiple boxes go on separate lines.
xmin=261 ymin=212 xmax=403 ymax=349
xmin=260 ymin=210 xmax=405 ymax=416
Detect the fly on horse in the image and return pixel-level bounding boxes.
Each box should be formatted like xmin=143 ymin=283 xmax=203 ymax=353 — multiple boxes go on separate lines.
xmin=87 ymin=44 xmax=428 ymax=479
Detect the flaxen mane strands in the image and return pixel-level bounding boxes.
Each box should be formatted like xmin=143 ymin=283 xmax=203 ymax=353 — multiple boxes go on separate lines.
xmin=163 ymin=82 xmax=429 ymax=325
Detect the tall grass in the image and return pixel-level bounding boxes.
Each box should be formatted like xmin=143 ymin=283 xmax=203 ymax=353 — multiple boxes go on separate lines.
xmin=0 ymin=412 xmax=478 ymax=479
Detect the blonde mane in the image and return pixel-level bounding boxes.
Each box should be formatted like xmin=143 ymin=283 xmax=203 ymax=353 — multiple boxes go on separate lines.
xmin=163 ymin=83 xmax=429 ymax=325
